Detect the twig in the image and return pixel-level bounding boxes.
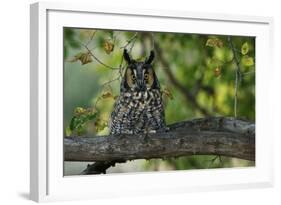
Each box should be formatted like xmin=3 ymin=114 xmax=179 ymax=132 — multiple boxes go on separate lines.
xmin=151 ymin=32 xmax=155 ymax=50
xmin=83 ymin=45 xmax=118 ymax=70
xmin=119 ymin=32 xmax=138 ymax=75
xmin=118 ymin=53 xmax=125 ymax=77
xmin=228 ymin=37 xmax=241 ymax=118
xmin=85 ymin=30 xmax=97 ymax=46
xmin=207 ymin=155 xmax=223 ymax=168
xmin=128 ymin=37 xmax=137 ymax=53
xmin=101 ymin=75 xmax=122 ymax=89
xmin=92 ymin=73 xmax=121 ymax=111
xmin=120 ymin=32 xmax=138 ymax=50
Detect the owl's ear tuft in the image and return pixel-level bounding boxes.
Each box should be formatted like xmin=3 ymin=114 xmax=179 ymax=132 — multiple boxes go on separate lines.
xmin=145 ymin=50 xmax=155 ymax=64
xmin=123 ymin=49 xmax=131 ymax=64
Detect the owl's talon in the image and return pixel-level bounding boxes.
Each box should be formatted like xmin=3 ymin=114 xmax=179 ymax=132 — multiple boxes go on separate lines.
xmin=155 ymin=127 xmax=170 ymax=133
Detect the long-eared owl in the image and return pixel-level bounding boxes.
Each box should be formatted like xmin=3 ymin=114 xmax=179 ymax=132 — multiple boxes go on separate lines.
xmin=109 ymin=49 xmax=166 ymax=134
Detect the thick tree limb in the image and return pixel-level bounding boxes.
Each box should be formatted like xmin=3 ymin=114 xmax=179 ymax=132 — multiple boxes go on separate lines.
xmin=64 ymin=117 xmax=255 ymax=167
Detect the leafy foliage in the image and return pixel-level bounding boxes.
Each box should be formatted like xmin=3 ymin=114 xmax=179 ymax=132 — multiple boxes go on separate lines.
xmin=66 ymin=107 xmax=98 ymax=136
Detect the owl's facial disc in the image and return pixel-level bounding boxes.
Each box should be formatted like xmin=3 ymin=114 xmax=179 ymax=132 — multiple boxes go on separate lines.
xmin=126 ymin=63 xmax=155 ymax=92
xmin=123 ymin=49 xmax=158 ymax=92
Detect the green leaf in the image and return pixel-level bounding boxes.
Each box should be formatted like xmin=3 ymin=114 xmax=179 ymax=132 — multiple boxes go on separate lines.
xmin=65 ymin=126 xmax=72 ymax=137
xmin=76 ymin=124 xmax=86 ymax=136
xmin=69 ymin=116 xmax=78 ymax=131
xmin=69 ymin=107 xmax=98 ymax=136
xmin=74 ymin=107 xmax=86 ymax=116
xmin=241 ymin=42 xmax=249 ymax=55
xmin=87 ymin=112 xmax=98 ymax=120
xmin=94 ymin=118 xmax=108 ymax=132
xmin=241 ymin=56 xmax=254 ymax=66
xmin=206 ymin=38 xmax=223 ymax=48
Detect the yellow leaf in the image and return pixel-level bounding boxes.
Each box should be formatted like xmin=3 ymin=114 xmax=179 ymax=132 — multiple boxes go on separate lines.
xmin=68 ymin=52 xmax=93 ymax=65
xmin=74 ymin=107 xmax=86 ymax=115
xmin=241 ymin=42 xmax=249 ymax=55
xmin=241 ymin=56 xmax=254 ymax=66
xmin=206 ymin=38 xmax=224 ymax=48
xmin=65 ymin=126 xmax=72 ymax=137
xmin=162 ymin=88 xmax=174 ymax=100
xmin=103 ymin=40 xmax=114 ymax=54
xmin=80 ymin=52 xmax=93 ymax=65
xmin=94 ymin=118 xmax=108 ymax=132
xmin=214 ymin=67 xmax=221 ymax=77
xmin=101 ymin=91 xmax=114 ymax=99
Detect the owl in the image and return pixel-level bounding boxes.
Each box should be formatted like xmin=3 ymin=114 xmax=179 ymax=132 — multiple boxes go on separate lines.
xmin=109 ymin=49 xmax=166 ymax=134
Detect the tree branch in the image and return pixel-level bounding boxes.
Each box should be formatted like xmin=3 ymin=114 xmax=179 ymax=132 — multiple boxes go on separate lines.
xmin=64 ymin=117 xmax=255 ymax=168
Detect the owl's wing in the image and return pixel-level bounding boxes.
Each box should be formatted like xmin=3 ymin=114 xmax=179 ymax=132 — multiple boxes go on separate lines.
xmin=109 ymin=95 xmax=132 ymax=134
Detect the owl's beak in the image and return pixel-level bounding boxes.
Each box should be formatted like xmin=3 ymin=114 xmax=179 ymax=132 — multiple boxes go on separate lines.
xmin=136 ymin=80 xmax=146 ymax=91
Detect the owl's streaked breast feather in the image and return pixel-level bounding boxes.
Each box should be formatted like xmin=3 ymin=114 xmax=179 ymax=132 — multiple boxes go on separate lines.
xmin=109 ymin=90 xmax=166 ymax=134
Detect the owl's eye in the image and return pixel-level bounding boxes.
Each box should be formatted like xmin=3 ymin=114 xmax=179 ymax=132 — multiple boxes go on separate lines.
xmin=131 ymin=75 xmax=136 ymax=82
xmin=145 ymin=70 xmax=154 ymax=88
xmin=144 ymin=73 xmax=149 ymax=80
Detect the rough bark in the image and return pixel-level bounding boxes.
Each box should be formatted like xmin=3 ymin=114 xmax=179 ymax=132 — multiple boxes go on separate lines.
xmin=64 ymin=117 xmax=255 ymax=168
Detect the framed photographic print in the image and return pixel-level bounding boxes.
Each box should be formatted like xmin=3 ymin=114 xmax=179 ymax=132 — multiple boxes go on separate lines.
xmin=30 ymin=2 xmax=274 ymax=202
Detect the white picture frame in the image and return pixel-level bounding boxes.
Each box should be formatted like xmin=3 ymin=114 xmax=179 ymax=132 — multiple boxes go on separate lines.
xmin=30 ymin=2 xmax=274 ymax=202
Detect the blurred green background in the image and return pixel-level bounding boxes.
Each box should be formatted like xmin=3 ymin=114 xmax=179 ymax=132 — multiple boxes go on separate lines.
xmin=63 ymin=28 xmax=255 ymax=175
